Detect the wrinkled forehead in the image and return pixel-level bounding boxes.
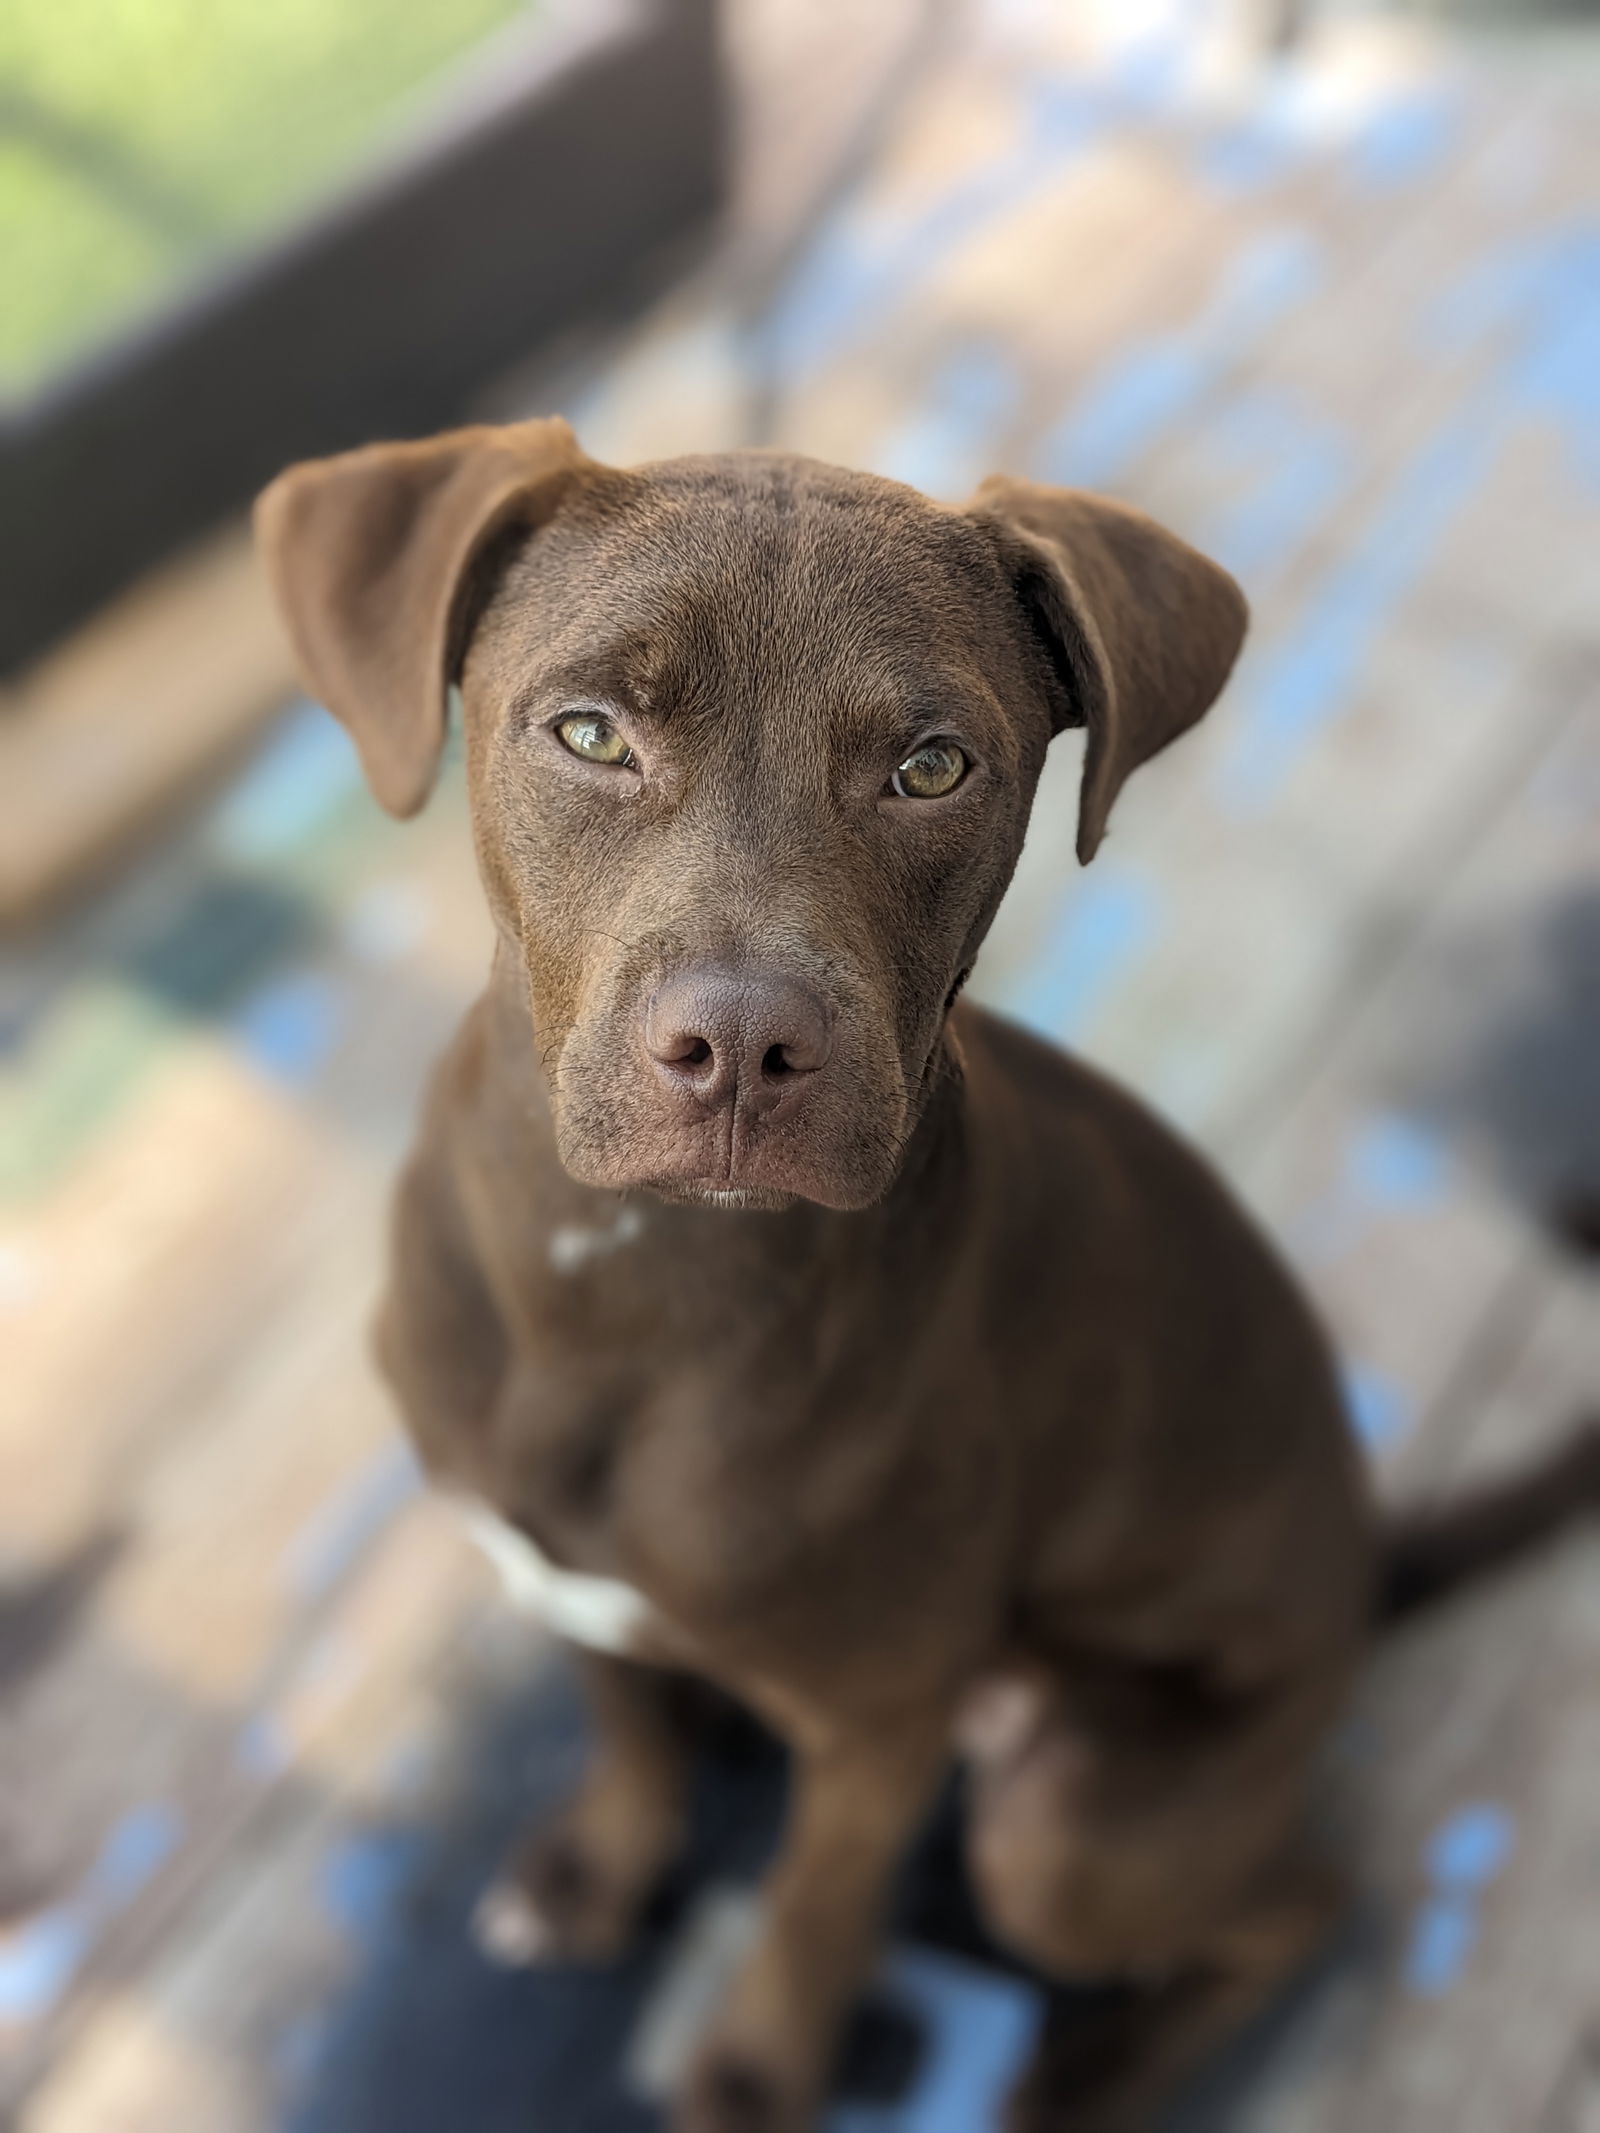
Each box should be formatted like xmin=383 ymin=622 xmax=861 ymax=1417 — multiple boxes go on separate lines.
xmin=477 ymin=456 xmax=1016 ymax=737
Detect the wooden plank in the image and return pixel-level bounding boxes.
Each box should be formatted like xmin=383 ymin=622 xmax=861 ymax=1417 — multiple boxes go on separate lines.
xmin=0 ymin=526 xmax=293 ymax=929
xmin=1 ymin=757 xmax=493 ymax=2099
xmin=1229 ymin=1264 xmax=1600 ymax=2133
xmin=1 ymin=1497 xmax=503 ymax=2115
xmin=1236 ymin=681 xmax=1600 ymax=1481
xmin=964 ymin=72 xmax=1600 ymax=1143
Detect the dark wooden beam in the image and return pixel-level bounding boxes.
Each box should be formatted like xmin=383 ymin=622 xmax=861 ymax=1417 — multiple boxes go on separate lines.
xmin=0 ymin=0 xmax=726 ymax=674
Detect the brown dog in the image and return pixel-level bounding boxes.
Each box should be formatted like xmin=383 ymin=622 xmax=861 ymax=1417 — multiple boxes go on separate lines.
xmin=255 ymin=419 xmax=1599 ymax=2132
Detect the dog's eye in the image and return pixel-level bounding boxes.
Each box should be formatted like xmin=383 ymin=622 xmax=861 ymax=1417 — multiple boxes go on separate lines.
xmin=555 ymin=711 xmax=635 ymax=767
xmin=891 ymin=740 xmax=968 ymax=800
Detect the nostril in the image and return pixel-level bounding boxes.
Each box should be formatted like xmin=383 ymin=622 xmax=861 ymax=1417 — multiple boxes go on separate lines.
xmin=762 ymin=1033 xmax=827 ymax=1080
xmin=649 ymin=1025 xmax=716 ymax=1073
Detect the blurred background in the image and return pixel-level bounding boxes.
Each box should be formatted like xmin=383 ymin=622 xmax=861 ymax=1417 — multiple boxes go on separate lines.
xmin=2 ymin=0 xmax=1598 ymax=2127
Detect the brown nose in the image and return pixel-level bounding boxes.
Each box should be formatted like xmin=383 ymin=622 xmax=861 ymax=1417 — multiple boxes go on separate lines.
xmin=644 ymin=967 xmax=833 ymax=1114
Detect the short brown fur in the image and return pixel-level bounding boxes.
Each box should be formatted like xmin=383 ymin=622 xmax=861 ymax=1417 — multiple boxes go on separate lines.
xmin=255 ymin=420 xmax=1596 ymax=2132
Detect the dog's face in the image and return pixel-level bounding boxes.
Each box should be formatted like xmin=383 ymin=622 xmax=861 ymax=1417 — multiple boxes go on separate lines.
xmin=462 ymin=456 xmax=1048 ymax=1210
xmin=257 ymin=423 xmax=1245 ymax=1211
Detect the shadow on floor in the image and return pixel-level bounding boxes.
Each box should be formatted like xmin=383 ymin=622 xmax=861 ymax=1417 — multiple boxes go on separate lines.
xmin=1397 ymin=884 xmax=1600 ymax=1256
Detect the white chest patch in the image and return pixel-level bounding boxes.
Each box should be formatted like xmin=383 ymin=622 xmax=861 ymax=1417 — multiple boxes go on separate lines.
xmin=457 ymin=1501 xmax=657 ymax=1655
xmin=548 ymin=1204 xmax=646 ymax=1277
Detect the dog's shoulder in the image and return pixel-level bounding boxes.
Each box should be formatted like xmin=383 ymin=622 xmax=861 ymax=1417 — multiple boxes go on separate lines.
xmin=952 ymin=998 xmax=1178 ymax=1158
xmin=951 ymin=999 xmax=1301 ymax=1305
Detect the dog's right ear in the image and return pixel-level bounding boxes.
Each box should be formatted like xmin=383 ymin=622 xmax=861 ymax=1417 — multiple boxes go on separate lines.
xmin=254 ymin=417 xmax=591 ymax=817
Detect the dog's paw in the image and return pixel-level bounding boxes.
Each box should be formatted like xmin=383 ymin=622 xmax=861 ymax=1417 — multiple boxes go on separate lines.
xmin=472 ymin=1821 xmax=649 ymax=1967
xmin=673 ymin=2051 xmax=809 ymax=2133
xmin=472 ymin=1879 xmax=554 ymax=1967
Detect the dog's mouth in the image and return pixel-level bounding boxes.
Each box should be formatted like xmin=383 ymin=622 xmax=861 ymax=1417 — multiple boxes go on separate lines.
xmin=645 ymin=1180 xmax=801 ymax=1214
xmin=554 ymin=1102 xmax=904 ymax=1215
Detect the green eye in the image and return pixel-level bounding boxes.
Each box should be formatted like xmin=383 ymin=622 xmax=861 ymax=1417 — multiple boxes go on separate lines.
xmin=891 ymin=739 xmax=969 ymax=799
xmin=555 ymin=710 xmax=635 ymax=767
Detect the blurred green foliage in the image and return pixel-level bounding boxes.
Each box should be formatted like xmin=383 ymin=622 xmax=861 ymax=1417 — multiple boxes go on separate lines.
xmin=0 ymin=0 xmax=534 ymax=398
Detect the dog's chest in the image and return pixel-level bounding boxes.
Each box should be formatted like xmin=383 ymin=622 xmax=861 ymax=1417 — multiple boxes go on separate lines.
xmin=456 ymin=1501 xmax=660 ymax=1655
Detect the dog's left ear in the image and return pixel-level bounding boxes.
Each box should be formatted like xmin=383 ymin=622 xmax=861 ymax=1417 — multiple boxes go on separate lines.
xmin=968 ymin=476 xmax=1248 ymax=862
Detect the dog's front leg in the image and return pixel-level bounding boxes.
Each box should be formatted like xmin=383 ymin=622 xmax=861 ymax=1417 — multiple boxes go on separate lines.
xmin=677 ymin=1709 xmax=949 ymax=2133
xmin=476 ymin=1647 xmax=693 ymax=1966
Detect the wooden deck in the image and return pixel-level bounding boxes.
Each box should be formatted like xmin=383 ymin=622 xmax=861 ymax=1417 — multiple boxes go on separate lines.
xmin=4 ymin=2 xmax=1598 ymax=2125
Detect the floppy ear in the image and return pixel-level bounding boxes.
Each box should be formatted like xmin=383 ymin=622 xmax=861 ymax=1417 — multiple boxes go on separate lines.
xmin=969 ymin=476 xmax=1248 ymax=862
xmin=253 ymin=416 xmax=591 ymax=816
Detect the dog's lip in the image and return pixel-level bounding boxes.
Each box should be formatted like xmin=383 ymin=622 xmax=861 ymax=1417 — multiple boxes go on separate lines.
xmin=639 ymin=1162 xmax=885 ymax=1214
xmin=648 ymin=1180 xmax=799 ymax=1213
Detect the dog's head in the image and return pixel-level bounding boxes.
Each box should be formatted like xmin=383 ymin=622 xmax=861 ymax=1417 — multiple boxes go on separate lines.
xmin=256 ymin=420 xmax=1244 ymax=1211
